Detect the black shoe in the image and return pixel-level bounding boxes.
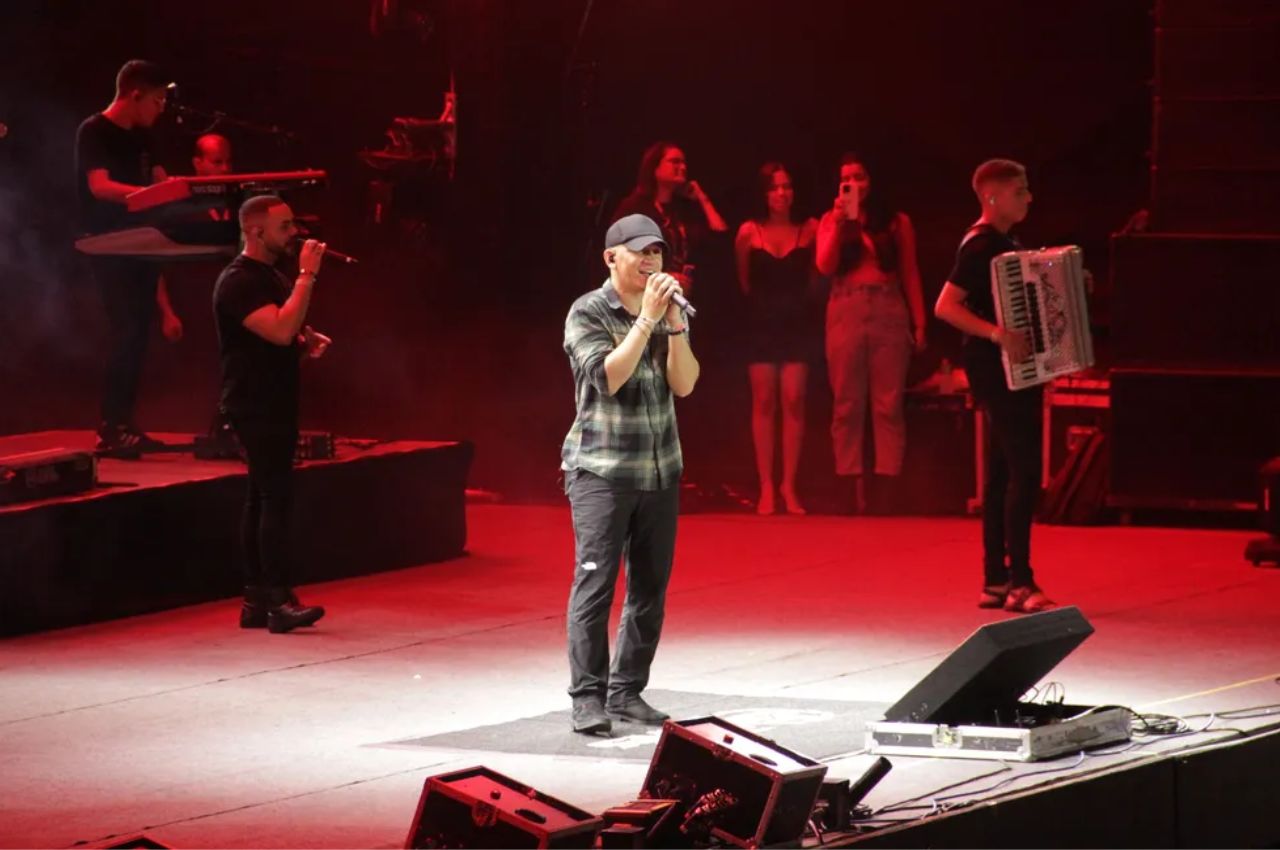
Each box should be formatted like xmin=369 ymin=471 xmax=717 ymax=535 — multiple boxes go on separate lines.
xmin=240 ymin=585 xmax=269 ymax=628
xmin=571 ymin=697 xmax=612 ymax=735
xmin=95 ymin=423 xmax=164 ymax=458
xmin=265 ymin=587 xmax=325 ymax=633
xmin=606 ymin=694 xmax=669 ymax=726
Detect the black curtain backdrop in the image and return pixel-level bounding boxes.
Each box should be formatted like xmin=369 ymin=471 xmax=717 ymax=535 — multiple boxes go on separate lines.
xmin=0 ymin=0 xmax=1152 ymax=500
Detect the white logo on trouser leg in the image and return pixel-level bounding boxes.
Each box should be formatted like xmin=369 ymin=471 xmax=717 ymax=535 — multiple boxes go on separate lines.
xmin=580 ymin=561 xmax=598 ymax=571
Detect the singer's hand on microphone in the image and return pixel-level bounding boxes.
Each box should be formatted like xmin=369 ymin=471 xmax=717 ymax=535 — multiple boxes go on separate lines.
xmin=664 ymin=282 xmax=687 ymax=325
xmin=298 ymin=239 xmax=325 ymax=277
xmin=642 ymin=271 xmax=679 ymax=321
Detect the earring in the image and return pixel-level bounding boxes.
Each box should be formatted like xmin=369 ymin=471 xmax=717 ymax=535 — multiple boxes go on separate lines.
xmin=987 ymin=197 xmax=995 ymax=205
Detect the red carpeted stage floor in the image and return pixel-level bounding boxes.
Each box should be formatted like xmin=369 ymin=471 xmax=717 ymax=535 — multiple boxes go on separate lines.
xmin=2 ymin=500 xmax=1278 ymax=847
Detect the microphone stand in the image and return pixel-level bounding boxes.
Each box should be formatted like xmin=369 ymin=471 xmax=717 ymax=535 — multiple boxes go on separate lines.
xmin=170 ymin=103 xmax=300 ymax=147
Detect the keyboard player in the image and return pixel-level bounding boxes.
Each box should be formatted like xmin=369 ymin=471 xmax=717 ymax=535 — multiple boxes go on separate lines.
xmin=154 ymin=133 xmax=236 ymax=345
xmin=933 ymin=159 xmax=1056 ymax=615
xmin=74 ymin=59 xmax=171 ymax=454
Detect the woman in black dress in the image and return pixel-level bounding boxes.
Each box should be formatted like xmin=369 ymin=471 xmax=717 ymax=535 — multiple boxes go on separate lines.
xmin=734 ymin=162 xmax=818 ymax=515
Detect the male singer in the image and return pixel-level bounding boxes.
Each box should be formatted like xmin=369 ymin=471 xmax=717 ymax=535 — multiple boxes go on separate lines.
xmin=213 ymin=195 xmax=330 ymax=633
xmin=561 ymin=214 xmax=700 ymax=734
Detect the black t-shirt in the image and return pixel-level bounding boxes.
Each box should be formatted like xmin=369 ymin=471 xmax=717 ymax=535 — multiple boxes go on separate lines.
xmin=213 ymin=255 xmax=301 ymax=421
xmin=947 ymin=223 xmax=1021 ymax=395
xmin=75 ymin=113 xmax=156 ymax=234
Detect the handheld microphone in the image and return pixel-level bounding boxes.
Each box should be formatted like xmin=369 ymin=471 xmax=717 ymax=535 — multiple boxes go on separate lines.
xmin=293 ymin=237 xmax=359 ymax=265
xmin=645 ymin=272 xmax=698 ymax=317
xmin=671 ymin=291 xmax=697 ymax=318
xmin=318 ymin=244 xmax=359 ymax=265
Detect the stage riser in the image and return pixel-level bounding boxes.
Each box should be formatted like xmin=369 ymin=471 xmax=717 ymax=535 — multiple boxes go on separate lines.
xmin=839 ymin=728 xmax=1280 ymax=848
xmin=0 ymin=444 xmax=472 ymax=636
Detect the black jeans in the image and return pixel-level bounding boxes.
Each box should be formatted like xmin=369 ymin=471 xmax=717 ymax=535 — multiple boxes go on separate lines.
xmin=231 ymin=414 xmax=298 ymax=589
xmin=92 ymin=257 xmax=158 ymax=427
xmin=565 ymin=469 xmax=679 ymax=705
xmin=977 ymin=382 xmax=1044 ymax=588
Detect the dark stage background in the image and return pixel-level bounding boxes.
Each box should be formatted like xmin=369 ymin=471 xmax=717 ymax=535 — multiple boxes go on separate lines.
xmin=0 ymin=0 xmax=1152 ymax=502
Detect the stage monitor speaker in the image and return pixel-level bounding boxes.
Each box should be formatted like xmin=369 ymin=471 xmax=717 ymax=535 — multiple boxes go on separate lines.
xmin=0 ymin=449 xmax=96 ymax=505
xmin=883 ymin=607 xmax=1094 ymax=725
xmin=404 ymin=766 xmax=602 ymax=849
xmin=640 ymin=716 xmax=827 ymax=849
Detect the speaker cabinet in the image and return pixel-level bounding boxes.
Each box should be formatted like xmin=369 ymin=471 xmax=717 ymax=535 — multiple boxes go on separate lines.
xmin=1109 ymin=234 xmax=1280 ymax=367
xmin=1110 ymin=368 xmax=1280 ymax=508
xmin=900 ymin=391 xmax=978 ymax=515
xmin=404 ymin=766 xmax=601 ymax=849
xmin=1155 ymin=25 xmax=1280 ymax=99
xmin=641 ymin=716 xmax=827 ymax=848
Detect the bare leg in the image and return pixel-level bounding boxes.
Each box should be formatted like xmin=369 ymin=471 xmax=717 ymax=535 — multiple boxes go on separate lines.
xmin=779 ymin=362 xmax=808 ymax=514
xmin=748 ymin=363 xmax=780 ymax=514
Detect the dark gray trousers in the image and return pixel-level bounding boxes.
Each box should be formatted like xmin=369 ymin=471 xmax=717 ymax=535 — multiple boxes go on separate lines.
xmin=565 ymin=469 xmax=678 ymax=704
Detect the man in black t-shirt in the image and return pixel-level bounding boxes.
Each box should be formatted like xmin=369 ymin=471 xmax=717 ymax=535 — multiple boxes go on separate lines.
xmin=75 ymin=59 xmax=171 ymax=454
xmin=935 ymin=159 xmax=1054 ymax=615
xmin=213 ymin=194 xmax=331 ymax=633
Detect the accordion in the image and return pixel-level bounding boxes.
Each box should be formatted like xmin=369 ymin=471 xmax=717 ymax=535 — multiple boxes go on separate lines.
xmin=990 ymin=245 xmax=1094 ymax=390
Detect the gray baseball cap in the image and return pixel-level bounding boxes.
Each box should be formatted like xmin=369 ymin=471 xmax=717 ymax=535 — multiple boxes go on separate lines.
xmin=605 ymin=214 xmax=668 ymax=251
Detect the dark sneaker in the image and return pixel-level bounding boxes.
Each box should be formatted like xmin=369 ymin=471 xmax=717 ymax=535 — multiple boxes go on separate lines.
xmin=606 ymin=694 xmax=669 ymax=726
xmin=95 ymin=423 xmax=164 ymax=458
xmin=978 ymin=583 xmax=1011 ymax=608
xmin=571 ymin=697 xmax=612 ymax=735
xmin=1004 ymin=585 xmax=1055 ymax=614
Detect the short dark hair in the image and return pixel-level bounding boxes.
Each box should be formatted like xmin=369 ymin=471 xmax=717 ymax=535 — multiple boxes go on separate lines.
xmin=238 ymin=194 xmax=286 ymax=231
xmin=115 ymin=60 xmax=169 ymax=98
xmin=972 ymin=158 xmax=1027 ymax=195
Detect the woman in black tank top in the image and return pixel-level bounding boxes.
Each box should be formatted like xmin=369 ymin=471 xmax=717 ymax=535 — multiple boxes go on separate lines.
xmin=734 ymin=163 xmax=818 ymax=515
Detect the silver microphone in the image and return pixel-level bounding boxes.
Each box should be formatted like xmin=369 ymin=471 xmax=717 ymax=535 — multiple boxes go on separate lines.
xmin=293 ymin=237 xmax=359 ymax=264
xmin=646 ymin=272 xmax=698 ymax=317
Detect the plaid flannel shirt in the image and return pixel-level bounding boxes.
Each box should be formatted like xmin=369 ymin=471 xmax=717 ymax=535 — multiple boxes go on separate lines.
xmin=560 ymin=280 xmax=685 ymax=490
